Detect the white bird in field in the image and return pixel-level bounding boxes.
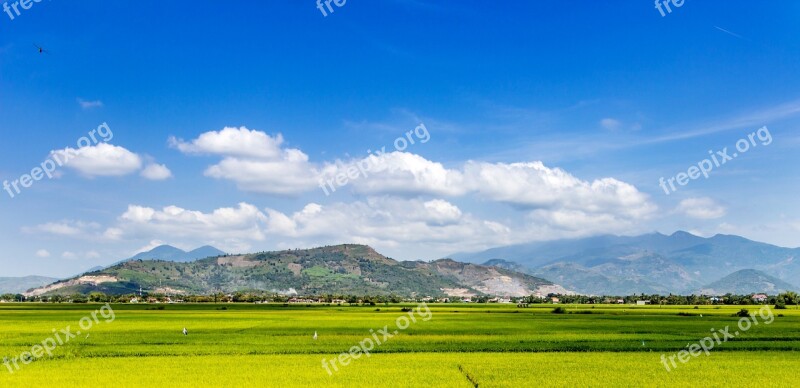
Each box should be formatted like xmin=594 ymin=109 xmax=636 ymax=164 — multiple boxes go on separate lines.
xmin=641 ymin=341 xmax=646 ymax=347
xmin=183 ymin=328 xmax=188 ymax=336
xmin=313 ymin=331 xmax=318 ymax=340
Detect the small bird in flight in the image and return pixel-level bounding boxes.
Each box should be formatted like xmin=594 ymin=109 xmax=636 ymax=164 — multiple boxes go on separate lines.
xmin=182 ymin=328 xmax=188 ymax=336
xmin=33 ymin=43 xmax=49 ymax=54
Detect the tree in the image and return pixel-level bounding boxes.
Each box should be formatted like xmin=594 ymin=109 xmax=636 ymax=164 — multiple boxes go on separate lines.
xmin=777 ymin=291 xmax=798 ymax=305
xmin=89 ymin=292 xmax=108 ymax=303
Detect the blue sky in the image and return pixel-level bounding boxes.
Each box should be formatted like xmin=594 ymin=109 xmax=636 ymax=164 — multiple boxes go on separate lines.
xmin=1 ymin=1 xmax=799 ymax=277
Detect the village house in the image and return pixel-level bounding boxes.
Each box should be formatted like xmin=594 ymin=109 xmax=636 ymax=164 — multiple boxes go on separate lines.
xmin=752 ymin=294 xmax=769 ymax=303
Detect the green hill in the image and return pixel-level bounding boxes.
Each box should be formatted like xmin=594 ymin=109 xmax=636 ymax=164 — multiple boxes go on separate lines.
xmin=27 ymin=244 xmax=565 ymax=297
xmin=698 ymin=269 xmax=799 ymax=295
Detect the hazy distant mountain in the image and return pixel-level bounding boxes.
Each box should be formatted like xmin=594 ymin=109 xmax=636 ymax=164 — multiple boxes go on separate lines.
xmin=482 ymin=259 xmax=527 ymax=273
xmin=698 ymin=269 xmax=798 ymax=295
xmin=126 ymin=245 xmax=226 ymax=263
xmin=452 ymin=231 xmax=800 ymax=295
xmin=0 ymin=276 xmax=59 ymax=294
xmin=27 ymin=245 xmax=569 ymax=298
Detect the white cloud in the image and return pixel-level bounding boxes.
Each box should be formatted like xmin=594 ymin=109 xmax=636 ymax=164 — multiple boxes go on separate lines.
xmin=463 ymin=162 xmax=656 ymax=219
xmin=140 ymin=163 xmax=173 ymax=180
xmin=108 ymin=202 xmax=270 ymax=252
xmin=600 ymin=118 xmax=622 ymax=131
xmin=340 ymin=154 xmax=656 ymax=228
xmin=676 ymin=197 xmax=727 ymax=219
xmin=77 ymin=98 xmax=103 ymax=110
xmin=171 ymin=128 xmax=656 ymax=231
xmin=204 ymin=152 xmax=318 ymax=195
xmin=173 ymin=127 xmax=319 ymax=195
xmin=62 ymin=251 xmax=77 ymax=260
xmin=51 ymin=143 xmax=142 ymax=177
xmin=35 ymin=249 xmax=51 ymax=258
xmin=169 ymin=126 xmax=285 ymax=159
xmin=263 ymin=197 xmax=513 ymax=253
xmin=42 ymin=199 xmax=513 ymax=258
xmin=343 ymin=152 xmax=466 ymax=196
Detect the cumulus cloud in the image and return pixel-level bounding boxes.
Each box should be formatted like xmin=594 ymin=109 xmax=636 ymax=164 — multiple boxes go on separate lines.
xmin=204 ymin=151 xmax=318 ymax=195
xmin=107 ymin=202 xmax=270 ymax=252
xmin=49 ymin=143 xmax=172 ymax=181
xmin=464 ymin=162 xmax=655 ymax=218
xmin=169 ymin=126 xmax=286 ymax=159
xmin=676 ymin=197 xmax=727 ymax=219
xmin=172 ymin=127 xmax=319 ymax=195
xmin=323 ymin=153 xmax=656 ymax=229
xmin=140 ymin=163 xmax=173 ymax=180
xmin=51 ymin=143 xmax=143 ymax=177
xmin=262 ymin=197 xmax=513 ymax=253
xmin=30 ymin=199 xmax=513 ymax=257
xmin=343 ymin=157 xmax=656 ymax=229
xmin=164 ymin=127 xmax=659 ymax=243
xmin=341 ymin=152 xmax=466 ymax=196
xmin=36 ymin=249 xmax=51 ymax=258
xmin=171 ymin=127 xmax=656 ymax=233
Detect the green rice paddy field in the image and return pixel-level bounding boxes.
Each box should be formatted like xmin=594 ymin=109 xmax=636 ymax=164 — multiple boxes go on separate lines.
xmin=1 ymin=303 xmax=798 ymax=387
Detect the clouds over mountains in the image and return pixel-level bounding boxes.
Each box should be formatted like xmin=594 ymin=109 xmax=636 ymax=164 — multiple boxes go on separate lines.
xmin=26 ymin=125 xmax=668 ymax=257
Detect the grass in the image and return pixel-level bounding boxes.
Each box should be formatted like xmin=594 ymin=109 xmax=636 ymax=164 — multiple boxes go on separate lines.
xmin=0 ymin=303 xmax=797 ymax=386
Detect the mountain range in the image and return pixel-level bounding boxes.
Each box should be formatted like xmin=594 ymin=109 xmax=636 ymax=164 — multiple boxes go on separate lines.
xmin=2 ymin=245 xmax=225 ymax=295
xmin=125 ymin=245 xmax=227 ymax=263
xmin=453 ymin=231 xmax=800 ymax=295
xmin=0 ymin=276 xmax=59 ymax=294
xmin=26 ymin=245 xmax=568 ymax=298
xmin=18 ymin=232 xmax=800 ymax=297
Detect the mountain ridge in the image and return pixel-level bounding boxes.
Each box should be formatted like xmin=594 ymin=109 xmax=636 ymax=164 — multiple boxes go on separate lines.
xmin=0 ymin=276 xmax=59 ymax=294
xmin=26 ymin=244 xmax=570 ymax=298
xmin=454 ymin=231 xmax=800 ymax=295
xmin=126 ymin=244 xmax=227 ymax=263
xmin=698 ymin=269 xmax=799 ymax=295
